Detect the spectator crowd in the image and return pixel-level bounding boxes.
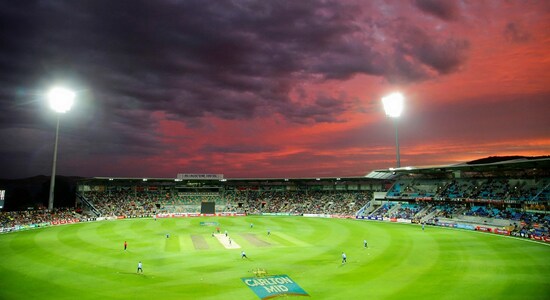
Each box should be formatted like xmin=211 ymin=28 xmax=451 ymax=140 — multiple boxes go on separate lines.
xmin=1 ymin=186 xmax=548 ymax=240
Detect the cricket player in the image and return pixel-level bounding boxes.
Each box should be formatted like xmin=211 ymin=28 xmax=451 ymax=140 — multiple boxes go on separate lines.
xmin=363 ymin=239 xmax=368 ymax=248
xmin=137 ymin=261 xmax=143 ymax=273
xmin=241 ymin=251 xmax=248 ymax=259
xmin=342 ymin=252 xmax=347 ymax=264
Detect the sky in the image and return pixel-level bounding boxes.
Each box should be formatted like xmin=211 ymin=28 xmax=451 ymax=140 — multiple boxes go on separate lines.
xmin=0 ymin=0 xmax=549 ymax=180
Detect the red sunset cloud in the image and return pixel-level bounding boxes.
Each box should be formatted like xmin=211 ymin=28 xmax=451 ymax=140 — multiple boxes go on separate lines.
xmin=0 ymin=1 xmax=548 ymax=179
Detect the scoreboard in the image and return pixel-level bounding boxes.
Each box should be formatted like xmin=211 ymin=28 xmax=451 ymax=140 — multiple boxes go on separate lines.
xmin=0 ymin=190 xmax=4 ymax=209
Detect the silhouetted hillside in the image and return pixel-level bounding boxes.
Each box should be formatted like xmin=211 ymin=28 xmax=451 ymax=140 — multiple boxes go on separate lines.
xmin=0 ymin=176 xmax=83 ymax=211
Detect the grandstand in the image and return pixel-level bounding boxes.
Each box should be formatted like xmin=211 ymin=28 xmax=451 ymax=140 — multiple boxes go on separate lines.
xmin=75 ymin=176 xmax=382 ymax=217
xmin=363 ymin=156 xmax=550 ymax=240
xmin=47 ymin=156 xmax=546 ymax=242
xmin=1 ymin=156 xmax=549 ymax=240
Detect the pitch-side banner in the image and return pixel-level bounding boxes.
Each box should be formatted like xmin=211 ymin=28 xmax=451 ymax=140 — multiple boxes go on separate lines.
xmin=241 ymin=275 xmax=309 ymax=299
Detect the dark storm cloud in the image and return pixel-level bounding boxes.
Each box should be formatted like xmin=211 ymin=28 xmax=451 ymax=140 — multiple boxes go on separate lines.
xmin=283 ymin=95 xmax=352 ymax=124
xmin=413 ymin=0 xmax=459 ymax=21
xmin=392 ymin=23 xmax=470 ymax=76
xmin=0 ymin=1 xmax=470 ymax=127
xmin=0 ymin=0 xmax=478 ymax=178
xmin=311 ymin=40 xmax=388 ymax=80
xmin=503 ymin=22 xmax=532 ymax=44
xmin=201 ymin=144 xmax=279 ymax=154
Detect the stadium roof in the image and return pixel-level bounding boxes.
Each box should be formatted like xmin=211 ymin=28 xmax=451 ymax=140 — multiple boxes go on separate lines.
xmin=367 ymin=156 xmax=550 ymax=177
xmin=85 ymin=156 xmax=549 ymax=183
xmin=87 ymin=176 xmax=382 ymax=183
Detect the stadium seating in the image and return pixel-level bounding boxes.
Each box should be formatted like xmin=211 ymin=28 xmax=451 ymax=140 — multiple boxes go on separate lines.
xmin=1 ymin=176 xmax=548 ymax=241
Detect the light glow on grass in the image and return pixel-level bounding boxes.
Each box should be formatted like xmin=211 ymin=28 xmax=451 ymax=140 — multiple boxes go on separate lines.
xmin=0 ymin=217 xmax=548 ymax=299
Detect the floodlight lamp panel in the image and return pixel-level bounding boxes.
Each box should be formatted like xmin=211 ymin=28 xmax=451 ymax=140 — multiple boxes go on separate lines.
xmin=382 ymin=92 xmax=404 ymax=118
xmin=48 ymin=87 xmax=75 ymax=113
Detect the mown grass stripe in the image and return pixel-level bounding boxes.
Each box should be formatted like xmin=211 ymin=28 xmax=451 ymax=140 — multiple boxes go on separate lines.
xmin=0 ymin=217 xmax=548 ymax=300
xmin=272 ymin=231 xmax=310 ymax=247
xmin=164 ymin=235 xmax=181 ymax=252
xmin=191 ymin=234 xmax=209 ymax=250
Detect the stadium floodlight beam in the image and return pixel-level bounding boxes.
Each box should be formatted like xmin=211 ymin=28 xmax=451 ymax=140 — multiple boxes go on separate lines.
xmin=382 ymin=92 xmax=404 ymax=168
xmin=47 ymin=87 xmax=75 ymax=211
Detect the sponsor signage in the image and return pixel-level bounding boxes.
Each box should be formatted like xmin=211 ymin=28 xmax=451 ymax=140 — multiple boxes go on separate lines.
xmin=242 ymin=275 xmax=309 ymax=299
xmin=200 ymin=221 xmax=219 ymax=226
xmin=493 ymin=229 xmax=510 ymax=235
xmin=531 ymin=235 xmax=542 ymax=241
xmin=303 ymin=214 xmax=331 ymax=218
xmin=177 ymin=174 xmax=224 ymax=180
xmin=529 ymin=235 xmax=550 ymax=242
xmin=437 ymin=222 xmax=457 ymax=228
xmin=476 ymin=226 xmax=493 ymax=232
xmin=331 ymin=215 xmax=354 ymax=219
xmin=50 ymin=219 xmax=80 ymax=225
xmin=156 ymin=213 xmax=246 ymax=218
xmin=455 ymin=223 xmax=475 ymax=230
xmin=261 ymin=213 xmax=291 ymax=216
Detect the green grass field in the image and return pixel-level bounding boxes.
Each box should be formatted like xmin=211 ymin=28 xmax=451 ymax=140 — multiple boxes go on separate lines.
xmin=0 ymin=216 xmax=548 ymax=299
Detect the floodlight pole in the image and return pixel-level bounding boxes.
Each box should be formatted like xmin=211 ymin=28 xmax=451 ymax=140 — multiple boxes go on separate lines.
xmin=46 ymin=86 xmax=74 ymax=211
xmin=48 ymin=116 xmax=61 ymax=211
xmin=393 ymin=118 xmax=400 ymax=168
xmin=382 ymin=92 xmax=404 ymax=169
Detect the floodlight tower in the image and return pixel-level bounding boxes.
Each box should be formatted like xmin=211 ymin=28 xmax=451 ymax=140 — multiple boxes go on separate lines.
xmin=382 ymin=92 xmax=404 ymax=168
xmin=47 ymin=87 xmax=75 ymax=211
